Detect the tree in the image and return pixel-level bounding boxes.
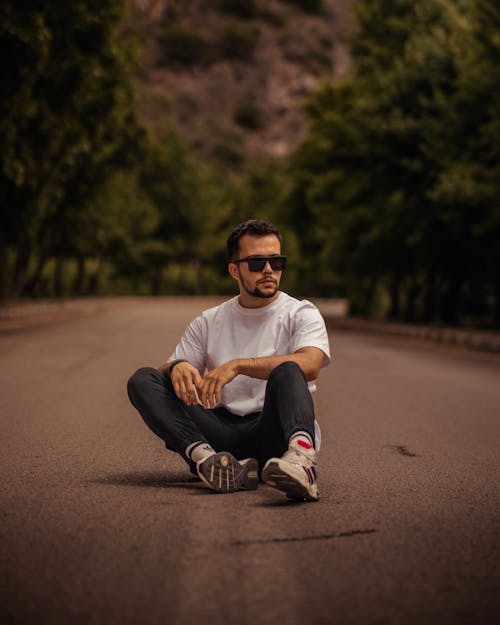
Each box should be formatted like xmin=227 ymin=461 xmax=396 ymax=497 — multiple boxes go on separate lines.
xmin=426 ymin=0 xmax=500 ymax=324
xmin=0 ymin=0 xmax=143 ymax=299
xmin=287 ymin=0 xmax=500 ymax=326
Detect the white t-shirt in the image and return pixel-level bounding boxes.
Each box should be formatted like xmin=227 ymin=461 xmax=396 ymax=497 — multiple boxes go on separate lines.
xmin=167 ymin=292 xmax=331 ymax=417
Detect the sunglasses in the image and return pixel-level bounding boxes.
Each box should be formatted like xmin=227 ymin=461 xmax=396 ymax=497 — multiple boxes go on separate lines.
xmin=233 ymin=255 xmax=287 ymax=272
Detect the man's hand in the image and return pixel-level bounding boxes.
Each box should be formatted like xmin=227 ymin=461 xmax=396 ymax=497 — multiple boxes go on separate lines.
xmin=196 ymin=361 xmax=239 ymax=409
xmin=170 ymin=362 xmax=203 ymax=406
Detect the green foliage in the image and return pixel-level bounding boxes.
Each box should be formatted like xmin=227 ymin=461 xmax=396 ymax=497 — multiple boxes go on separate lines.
xmin=210 ymin=128 xmax=246 ymax=168
xmin=0 ymin=0 xmax=144 ymax=299
xmin=205 ymin=159 xmax=299 ymax=292
xmin=4 ymin=0 xmax=499 ymax=321
xmin=287 ymin=0 xmax=500 ymax=326
xmin=0 ymin=0 xmax=278 ymax=300
xmin=0 ymin=1 xmax=228 ymax=299
xmin=212 ymin=142 xmax=245 ymax=169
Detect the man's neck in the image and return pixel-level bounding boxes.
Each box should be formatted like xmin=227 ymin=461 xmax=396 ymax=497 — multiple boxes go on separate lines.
xmin=237 ymin=291 xmax=280 ymax=309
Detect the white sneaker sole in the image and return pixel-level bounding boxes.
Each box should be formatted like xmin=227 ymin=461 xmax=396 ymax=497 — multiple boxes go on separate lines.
xmin=262 ymin=459 xmax=319 ymax=501
xmin=197 ymin=452 xmax=259 ymax=493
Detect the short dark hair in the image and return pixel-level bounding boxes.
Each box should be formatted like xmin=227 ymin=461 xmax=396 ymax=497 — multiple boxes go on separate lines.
xmin=226 ymin=219 xmax=282 ymax=260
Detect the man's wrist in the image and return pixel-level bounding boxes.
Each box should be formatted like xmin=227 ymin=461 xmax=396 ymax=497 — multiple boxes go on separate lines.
xmin=168 ymin=359 xmax=188 ymax=376
xmin=232 ymin=358 xmax=245 ymax=375
xmin=234 ymin=357 xmax=256 ymax=376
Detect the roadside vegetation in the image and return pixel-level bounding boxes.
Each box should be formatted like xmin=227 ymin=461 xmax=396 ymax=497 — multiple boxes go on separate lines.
xmin=1 ymin=0 xmax=499 ymax=328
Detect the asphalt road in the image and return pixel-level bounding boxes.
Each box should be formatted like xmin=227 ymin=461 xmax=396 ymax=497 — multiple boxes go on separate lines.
xmin=1 ymin=297 xmax=499 ymax=625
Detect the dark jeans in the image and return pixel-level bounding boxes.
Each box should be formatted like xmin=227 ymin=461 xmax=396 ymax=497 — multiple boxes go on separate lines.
xmin=127 ymin=361 xmax=316 ymax=471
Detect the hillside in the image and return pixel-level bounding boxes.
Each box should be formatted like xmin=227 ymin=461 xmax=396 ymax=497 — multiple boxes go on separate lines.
xmin=130 ymin=0 xmax=354 ymax=168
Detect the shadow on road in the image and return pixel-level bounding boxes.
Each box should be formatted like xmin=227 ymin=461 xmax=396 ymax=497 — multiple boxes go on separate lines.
xmin=90 ymin=473 xmax=319 ymax=504
xmin=252 ymin=498 xmax=313 ymax=508
xmin=91 ymin=471 xmax=202 ymax=490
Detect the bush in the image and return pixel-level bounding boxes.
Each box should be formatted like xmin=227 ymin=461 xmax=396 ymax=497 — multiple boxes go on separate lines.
xmin=234 ymin=98 xmax=264 ymax=130
xmin=255 ymin=6 xmax=286 ymax=27
xmin=279 ymin=0 xmax=326 ymax=15
xmin=217 ymin=21 xmax=260 ymax=61
xmin=306 ymin=48 xmax=332 ymax=72
xmin=157 ymin=27 xmax=213 ymax=67
xmin=212 ymin=140 xmax=245 ymax=168
xmin=217 ymin=0 xmax=258 ymax=19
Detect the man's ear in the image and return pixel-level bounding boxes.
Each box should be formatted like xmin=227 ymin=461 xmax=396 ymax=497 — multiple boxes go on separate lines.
xmin=228 ymin=262 xmax=239 ymax=280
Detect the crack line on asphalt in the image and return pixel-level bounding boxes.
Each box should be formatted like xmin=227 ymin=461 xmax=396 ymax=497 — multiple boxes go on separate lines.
xmin=385 ymin=445 xmax=418 ymax=457
xmin=230 ymin=529 xmax=377 ymax=546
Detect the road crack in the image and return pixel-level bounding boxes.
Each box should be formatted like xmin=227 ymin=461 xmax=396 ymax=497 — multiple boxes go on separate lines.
xmin=384 ymin=445 xmax=418 ymax=457
xmin=230 ymin=529 xmax=377 ymax=546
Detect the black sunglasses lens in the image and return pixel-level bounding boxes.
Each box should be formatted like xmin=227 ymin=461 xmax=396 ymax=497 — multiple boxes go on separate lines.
xmin=247 ymin=259 xmax=266 ymax=271
xmin=271 ymin=257 xmax=286 ymax=271
xmin=247 ymin=257 xmax=286 ymax=272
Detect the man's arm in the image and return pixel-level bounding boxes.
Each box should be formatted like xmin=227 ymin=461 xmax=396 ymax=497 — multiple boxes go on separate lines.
xmin=237 ymin=346 xmax=324 ymax=381
xmin=196 ymin=346 xmax=325 ymax=409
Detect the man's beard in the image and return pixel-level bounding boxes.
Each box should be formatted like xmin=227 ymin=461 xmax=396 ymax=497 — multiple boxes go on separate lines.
xmin=241 ymin=276 xmax=278 ymax=299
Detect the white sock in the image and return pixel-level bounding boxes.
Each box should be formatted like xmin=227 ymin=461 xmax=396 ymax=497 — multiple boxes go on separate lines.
xmin=186 ymin=441 xmax=216 ymax=463
xmin=289 ymin=431 xmax=314 ymax=451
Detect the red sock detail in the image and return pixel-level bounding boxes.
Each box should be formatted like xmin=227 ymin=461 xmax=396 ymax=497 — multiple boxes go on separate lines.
xmin=297 ymin=439 xmax=312 ymax=450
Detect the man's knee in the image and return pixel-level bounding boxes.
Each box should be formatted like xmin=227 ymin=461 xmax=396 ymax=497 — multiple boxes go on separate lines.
xmin=127 ymin=366 xmax=162 ymax=400
xmin=268 ymin=360 xmax=304 ymax=383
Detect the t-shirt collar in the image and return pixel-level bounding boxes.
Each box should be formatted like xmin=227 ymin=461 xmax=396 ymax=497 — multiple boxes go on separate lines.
xmin=233 ymin=292 xmax=283 ymax=315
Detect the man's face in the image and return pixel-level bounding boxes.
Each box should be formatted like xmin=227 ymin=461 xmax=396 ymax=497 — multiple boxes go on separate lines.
xmin=229 ymin=234 xmax=283 ymax=303
xmin=229 ymin=234 xmax=282 ymax=301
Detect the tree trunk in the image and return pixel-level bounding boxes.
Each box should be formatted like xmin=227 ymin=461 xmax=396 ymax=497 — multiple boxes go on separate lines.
xmin=23 ymin=253 xmax=49 ymax=297
xmin=11 ymin=245 xmax=31 ymax=298
xmin=53 ymin=257 xmax=64 ymax=297
xmin=388 ymin=277 xmax=401 ymax=319
xmin=87 ymin=257 xmax=103 ymax=294
xmin=404 ymin=279 xmax=421 ymax=322
xmin=423 ymin=269 xmax=436 ymax=323
xmin=361 ymin=276 xmax=377 ymax=316
xmin=0 ymin=244 xmax=10 ymax=300
xmin=493 ymin=270 xmax=500 ymax=328
xmin=151 ymin=266 xmax=162 ymax=296
xmin=441 ymin=271 xmax=464 ymax=326
xmin=72 ymin=257 xmax=87 ymax=296
xmin=193 ymin=258 xmax=203 ymax=295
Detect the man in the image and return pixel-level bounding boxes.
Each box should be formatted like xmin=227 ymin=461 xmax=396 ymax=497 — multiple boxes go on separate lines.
xmin=127 ymin=219 xmax=331 ymax=501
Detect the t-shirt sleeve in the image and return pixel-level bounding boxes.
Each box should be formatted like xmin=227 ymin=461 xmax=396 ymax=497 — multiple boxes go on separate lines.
xmin=290 ymin=301 xmax=331 ymax=367
xmin=167 ymin=315 xmax=207 ymax=375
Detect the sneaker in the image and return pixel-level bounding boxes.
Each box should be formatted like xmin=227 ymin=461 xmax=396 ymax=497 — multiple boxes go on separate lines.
xmin=197 ymin=452 xmax=259 ymax=493
xmin=262 ymin=440 xmax=319 ymax=501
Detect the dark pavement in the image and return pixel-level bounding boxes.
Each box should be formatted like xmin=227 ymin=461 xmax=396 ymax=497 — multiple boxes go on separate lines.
xmin=0 ymin=297 xmax=499 ymax=625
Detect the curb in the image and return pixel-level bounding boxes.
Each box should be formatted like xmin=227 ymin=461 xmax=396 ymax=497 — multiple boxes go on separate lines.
xmin=323 ymin=316 xmax=500 ymax=354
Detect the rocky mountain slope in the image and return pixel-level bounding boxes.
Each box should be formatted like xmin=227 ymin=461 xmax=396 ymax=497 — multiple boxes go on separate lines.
xmin=130 ymin=0 xmax=354 ymax=167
